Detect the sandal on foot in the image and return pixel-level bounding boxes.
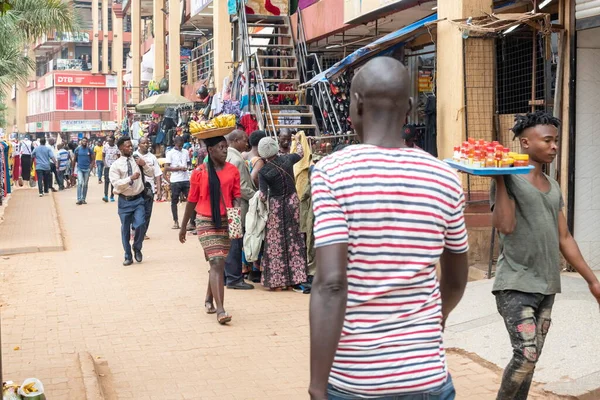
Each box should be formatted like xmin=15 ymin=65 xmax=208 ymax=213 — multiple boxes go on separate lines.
xmin=205 ymin=301 xmax=216 ymax=314
xmin=217 ymin=312 xmax=232 ymax=325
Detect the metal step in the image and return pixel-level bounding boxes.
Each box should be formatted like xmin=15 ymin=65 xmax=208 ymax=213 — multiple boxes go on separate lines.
xmin=250 ymin=43 xmax=294 ymax=48
xmin=274 ymin=112 xmax=314 ymax=117
xmin=246 ymin=14 xmax=286 ymax=23
xmin=260 ymin=66 xmax=297 ymax=71
xmin=266 ymin=90 xmax=304 ymax=95
xmin=257 ymin=55 xmax=297 ymax=59
xmin=268 ymin=105 xmax=311 ymax=110
xmin=248 ymin=33 xmax=291 ymax=39
xmin=274 ymin=124 xmax=317 ymax=129
xmin=247 ymin=23 xmax=289 ymax=28
xmin=263 ymin=78 xmax=299 ymax=83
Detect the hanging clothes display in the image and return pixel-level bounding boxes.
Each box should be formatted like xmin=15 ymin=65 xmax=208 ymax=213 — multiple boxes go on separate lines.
xmin=11 ymin=138 xmax=20 ymax=185
xmin=424 ymin=94 xmax=438 ymax=157
xmin=0 ymin=140 xmax=11 ymax=195
xmin=239 ymin=114 xmax=259 ymax=135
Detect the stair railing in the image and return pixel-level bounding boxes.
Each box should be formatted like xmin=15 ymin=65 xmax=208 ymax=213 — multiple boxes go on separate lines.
xmin=295 ymin=8 xmax=343 ymax=135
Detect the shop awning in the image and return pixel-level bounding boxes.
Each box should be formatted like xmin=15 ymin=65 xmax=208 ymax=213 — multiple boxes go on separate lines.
xmin=303 ymin=13 xmax=437 ymax=86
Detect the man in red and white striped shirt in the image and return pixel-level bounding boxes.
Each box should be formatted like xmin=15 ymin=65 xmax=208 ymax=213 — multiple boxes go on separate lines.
xmin=309 ymin=57 xmax=470 ymax=400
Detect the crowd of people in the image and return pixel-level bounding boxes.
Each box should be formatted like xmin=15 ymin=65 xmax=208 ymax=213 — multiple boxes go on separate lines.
xmin=7 ymin=56 xmax=600 ymax=400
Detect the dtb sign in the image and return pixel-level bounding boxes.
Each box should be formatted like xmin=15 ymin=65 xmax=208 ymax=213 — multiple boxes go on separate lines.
xmin=53 ymin=73 xmax=107 ymax=87
xmin=56 ymin=75 xmax=75 ymax=84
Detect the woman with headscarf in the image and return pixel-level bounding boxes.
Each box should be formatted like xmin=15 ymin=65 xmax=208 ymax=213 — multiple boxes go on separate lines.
xmin=179 ymin=135 xmax=241 ymax=324
xmin=257 ymin=136 xmax=308 ymax=291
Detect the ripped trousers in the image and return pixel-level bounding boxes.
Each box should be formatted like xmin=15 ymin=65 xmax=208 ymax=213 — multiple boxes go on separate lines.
xmin=495 ymin=290 xmax=555 ymax=400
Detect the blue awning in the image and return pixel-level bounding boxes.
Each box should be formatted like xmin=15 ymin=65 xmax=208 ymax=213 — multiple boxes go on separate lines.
xmin=304 ymin=13 xmax=437 ymax=86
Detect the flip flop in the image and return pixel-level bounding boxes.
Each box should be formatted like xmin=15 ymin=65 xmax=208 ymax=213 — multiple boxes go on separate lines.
xmin=205 ymin=301 xmax=216 ymax=314
xmin=217 ymin=312 xmax=232 ymax=325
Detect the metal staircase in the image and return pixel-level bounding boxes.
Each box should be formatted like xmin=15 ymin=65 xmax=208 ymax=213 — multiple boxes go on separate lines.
xmin=295 ymin=8 xmax=344 ymax=136
xmin=234 ymin=5 xmax=320 ymax=136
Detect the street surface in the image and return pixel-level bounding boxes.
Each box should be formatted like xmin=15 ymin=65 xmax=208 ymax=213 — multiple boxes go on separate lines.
xmin=0 ymin=184 xmax=558 ymax=399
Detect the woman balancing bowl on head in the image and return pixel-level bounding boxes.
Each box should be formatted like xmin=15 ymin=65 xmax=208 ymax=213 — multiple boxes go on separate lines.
xmin=179 ymin=135 xmax=241 ymax=325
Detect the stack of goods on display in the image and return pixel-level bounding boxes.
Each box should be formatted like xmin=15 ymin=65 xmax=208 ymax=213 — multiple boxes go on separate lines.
xmin=3 ymin=378 xmax=46 ymax=400
xmin=327 ymin=70 xmax=353 ymax=134
xmin=189 ymin=114 xmax=237 ymax=139
xmin=445 ymin=138 xmax=533 ymax=175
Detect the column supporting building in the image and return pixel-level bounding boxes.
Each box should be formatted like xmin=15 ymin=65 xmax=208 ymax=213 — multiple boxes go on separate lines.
xmin=132 ymin=0 xmax=142 ymax=104
xmin=436 ymin=0 xmax=493 ymax=159
xmin=153 ymin=0 xmax=166 ymax=81
xmin=92 ymin=0 xmax=99 ymax=74
xmin=113 ymin=5 xmax=125 ymax=122
xmin=168 ymin=0 xmax=181 ymax=94
xmin=213 ymin=0 xmax=232 ymax=92
xmin=102 ymin=0 xmax=109 ymax=74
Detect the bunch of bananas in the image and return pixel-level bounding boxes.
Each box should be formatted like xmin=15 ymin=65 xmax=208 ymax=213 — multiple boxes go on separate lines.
xmin=188 ymin=114 xmax=236 ymax=133
xmin=21 ymin=382 xmax=38 ymax=395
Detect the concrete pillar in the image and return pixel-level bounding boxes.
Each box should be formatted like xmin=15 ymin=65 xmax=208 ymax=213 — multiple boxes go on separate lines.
xmin=153 ymin=0 xmax=165 ymax=81
xmin=168 ymin=0 xmax=181 ymax=94
xmin=112 ymin=7 xmax=124 ymax=122
xmin=102 ymin=0 xmax=109 ymax=73
xmin=436 ymin=0 xmax=493 ymax=159
xmin=213 ymin=0 xmax=232 ymax=92
xmin=15 ymin=84 xmax=27 ymax=133
xmin=92 ymin=0 xmax=99 ymax=73
xmin=132 ymin=0 xmax=141 ymax=103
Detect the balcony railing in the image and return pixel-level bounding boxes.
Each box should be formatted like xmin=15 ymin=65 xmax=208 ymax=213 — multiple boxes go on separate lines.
xmin=187 ymin=38 xmax=213 ymax=85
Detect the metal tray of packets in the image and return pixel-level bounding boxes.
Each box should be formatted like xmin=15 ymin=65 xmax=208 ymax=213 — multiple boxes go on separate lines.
xmin=444 ymin=160 xmax=534 ymax=176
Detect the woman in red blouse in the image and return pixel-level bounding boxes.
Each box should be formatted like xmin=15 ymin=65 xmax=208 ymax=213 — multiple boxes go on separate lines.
xmin=179 ymin=135 xmax=241 ymax=325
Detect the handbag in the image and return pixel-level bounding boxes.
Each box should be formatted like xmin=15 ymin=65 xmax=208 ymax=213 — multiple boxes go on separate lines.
xmin=200 ymin=164 xmax=242 ymax=239
xmin=137 ymin=163 xmax=154 ymax=200
xmin=221 ymin=190 xmax=243 ymax=239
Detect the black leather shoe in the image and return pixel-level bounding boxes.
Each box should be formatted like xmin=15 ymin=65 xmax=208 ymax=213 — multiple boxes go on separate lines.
xmin=227 ymin=281 xmax=254 ymax=290
xmin=123 ymin=258 xmax=133 ymax=266
xmin=134 ymin=250 xmax=143 ymax=263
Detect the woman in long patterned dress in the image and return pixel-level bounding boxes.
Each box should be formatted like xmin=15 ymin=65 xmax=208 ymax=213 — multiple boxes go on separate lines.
xmin=257 ymin=137 xmax=307 ymax=290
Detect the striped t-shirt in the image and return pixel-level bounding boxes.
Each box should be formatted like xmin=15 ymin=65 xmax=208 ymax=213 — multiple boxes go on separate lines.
xmin=311 ymin=145 xmax=468 ymax=397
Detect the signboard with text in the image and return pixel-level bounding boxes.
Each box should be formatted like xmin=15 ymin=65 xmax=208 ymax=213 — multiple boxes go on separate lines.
xmin=60 ymin=120 xmax=102 ymax=132
xmin=54 ymin=73 xmax=107 ymax=87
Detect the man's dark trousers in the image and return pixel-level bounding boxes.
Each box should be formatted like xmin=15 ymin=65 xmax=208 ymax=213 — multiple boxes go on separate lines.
xmin=143 ymin=195 xmax=154 ymax=237
xmin=225 ymin=238 xmax=244 ymax=285
xmin=117 ymin=195 xmax=145 ymax=260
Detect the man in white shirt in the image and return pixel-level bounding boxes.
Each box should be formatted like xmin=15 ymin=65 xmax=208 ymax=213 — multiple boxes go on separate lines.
xmin=109 ymin=135 xmax=155 ymax=266
xmin=134 ymin=137 xmax=162 ymax=240
xmin=165 ymin=136 xmax=191 ymax=230
xmin=102 ymin=135 xmax=120 ymax=202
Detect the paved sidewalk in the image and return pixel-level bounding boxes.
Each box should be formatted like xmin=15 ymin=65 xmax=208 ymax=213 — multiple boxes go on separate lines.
xmin=0 ymin=182 xmax=562 ymax=399
xmin=0 ymin=188 xmax=63 ymax=255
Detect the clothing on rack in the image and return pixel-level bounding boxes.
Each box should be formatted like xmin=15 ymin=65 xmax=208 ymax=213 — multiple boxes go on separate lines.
xmin=239 ymin=114 xmax=259 ymax=135
xmin=278 ymin=109 xmax=301 ymax=126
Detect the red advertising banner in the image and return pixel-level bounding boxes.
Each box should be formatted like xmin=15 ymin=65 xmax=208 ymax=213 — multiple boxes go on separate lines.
xmin=97 ymin=88 xmax=109 ymax=110
xmin=55 ymin=87 xmax=69 ymax=110
xmin=54 ymin=73 xmax=107 ymax=87
xmin=83 ymin=88 xmax=96 ymax=110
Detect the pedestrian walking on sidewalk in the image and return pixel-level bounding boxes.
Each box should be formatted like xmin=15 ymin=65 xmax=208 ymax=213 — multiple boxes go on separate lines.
xmin=224 ymin=130 xmax=255 ymax=290
xmin=19 ymin=135 xmax=33 ymax=183
xmin=109 ymin=136 xmax=154 ymax=266
xmin=94 ymin=139 xmax=104 ymax=184
xmin=46 ymin=137 xmax=59 ymax=192
xmin=165 ymin=136 xmax=193 ymax=230
xmin=31 ymin=137 xmax=56 ymax=197
xmin=56 ymin=143 xmax=70 ymax=190
xmin=490 ymin=111 xmax=600 ymax=400
xmin=134 ymin=137 xmax=162 ymax=240
xmin=102 ymin=136 xmax=119 ymax=202
xmin=73 ymin=138 xmax=94 ymax=205
xmin=308 ymin=57 xmax=470 ymax=400
xmin=179 ymin=135 xmax=241 ymax=325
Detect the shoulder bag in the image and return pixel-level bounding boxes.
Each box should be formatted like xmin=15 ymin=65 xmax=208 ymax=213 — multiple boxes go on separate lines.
xmin=137 ymin=161 xmax=154 ymax=200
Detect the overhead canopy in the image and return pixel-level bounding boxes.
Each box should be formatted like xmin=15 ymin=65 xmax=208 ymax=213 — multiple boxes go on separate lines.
xmin=303 ymin=13 xmax=437 ymax=86
xmin=135 ymin=93 xmax=193 ymax=114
